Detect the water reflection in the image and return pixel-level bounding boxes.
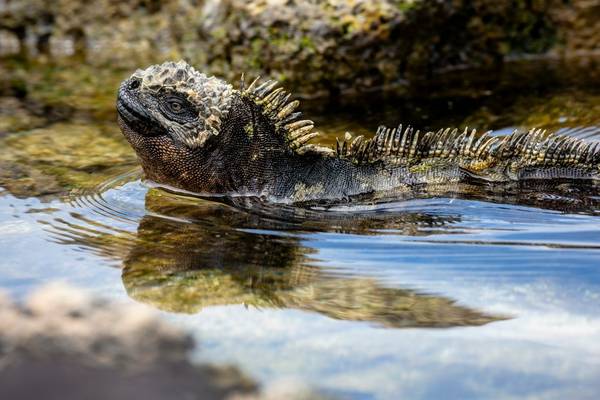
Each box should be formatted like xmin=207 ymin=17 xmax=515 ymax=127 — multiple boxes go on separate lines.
xmin=45 ymin=183 xmax=502 ymax=328
xmin=157 ymin=178 xmax=600 ymax=225
xmin=43 ymin=164 xmax=600 ymax=328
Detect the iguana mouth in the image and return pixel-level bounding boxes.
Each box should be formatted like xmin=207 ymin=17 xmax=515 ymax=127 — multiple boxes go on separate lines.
xmin=116 ymin=79 xmax=164 ymax=136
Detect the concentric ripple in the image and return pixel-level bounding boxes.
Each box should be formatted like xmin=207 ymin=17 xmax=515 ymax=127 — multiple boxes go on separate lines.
xmin=68 ymin=168 xmax=147 ymax=224
xmin=39 ymin=168 xmax=148 ymax=264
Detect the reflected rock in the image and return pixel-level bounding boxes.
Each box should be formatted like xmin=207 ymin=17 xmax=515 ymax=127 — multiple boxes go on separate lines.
xmin=124 ymin=261 xmax=502 ymax=328
xmin=279 ymin=278 xmax=500 ymax=328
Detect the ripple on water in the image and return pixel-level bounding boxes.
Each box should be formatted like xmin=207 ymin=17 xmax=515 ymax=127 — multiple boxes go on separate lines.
xmin=33 ymin=168 xmax=599 ymax=328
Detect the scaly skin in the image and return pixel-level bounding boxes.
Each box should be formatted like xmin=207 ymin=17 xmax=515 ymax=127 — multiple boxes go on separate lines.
xmin=116 ymin=61 xmax=600 ymax=203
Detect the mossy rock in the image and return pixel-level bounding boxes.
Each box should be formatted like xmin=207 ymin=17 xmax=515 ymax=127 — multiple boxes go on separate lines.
xmin=0 ymin=0 xmax=569 ymax=98
xmin=0 ymin=121 xmax=136 ymax=198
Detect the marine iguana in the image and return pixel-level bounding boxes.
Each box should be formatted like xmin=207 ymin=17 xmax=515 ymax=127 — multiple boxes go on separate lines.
xmin=116 ymin=61 xmax=600 ymax=203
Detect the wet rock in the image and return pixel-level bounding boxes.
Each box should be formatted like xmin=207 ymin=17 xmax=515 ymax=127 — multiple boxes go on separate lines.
xmin=462 ymin=91 xmax=600 ymax=130
xmin=0 ymin=121 xmax=137 ymax=198
xmin=0 ymin=283 xmax=194 ymax=366
xmin=0 ymin=97 xmax=46 ymax=133
xmin=0 ymin=29 xmax=20 ymax=56
xmin=552 ymin=1 xmax=600 ymax=54
xmin=0 ymin=59 xmax=129 ymax=118
xmin=0 ymin=0 xmax=574 ymax=97
xmin=0 ymin=283 xmax=258 ymax=400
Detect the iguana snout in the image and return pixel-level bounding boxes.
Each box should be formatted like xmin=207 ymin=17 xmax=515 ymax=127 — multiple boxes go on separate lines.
xmin=117 ymin=77 xmax=165 ymax=138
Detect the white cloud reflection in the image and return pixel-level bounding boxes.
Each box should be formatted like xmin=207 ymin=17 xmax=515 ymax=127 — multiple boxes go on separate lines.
xmin=176 ymin=277 xmax=600 ymax=400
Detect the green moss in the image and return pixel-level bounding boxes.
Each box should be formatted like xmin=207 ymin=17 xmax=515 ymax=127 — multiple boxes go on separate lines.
xmin=461 ymin=90 xmax=600 ymax=131
xmin=244 ymin=122 xmax=254 ymax=138
xmin=249 ymin=38 xmax=266 ymax=69
xmin=210 ymin=27 xmax=227 ymax=40
xmin=394 ymin=0 xmax=420 ymax=12
xmin=299 ymin=36 xmax=316 ymax=51
xmin=0 ymin=122 xmax=137 ymax=198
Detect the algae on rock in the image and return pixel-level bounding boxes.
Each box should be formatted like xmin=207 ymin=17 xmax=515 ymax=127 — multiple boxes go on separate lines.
xmin=0 ymin=0 xmax=578 ymax=98
xmin=0 ymin=121 xmax=136 ymax=198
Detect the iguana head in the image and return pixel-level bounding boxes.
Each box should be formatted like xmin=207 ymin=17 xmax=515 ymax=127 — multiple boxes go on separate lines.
xmin=117 ymin=60 xmax=321 ymax=194
xmin=117 ymin=60 xmax=234 ymax=149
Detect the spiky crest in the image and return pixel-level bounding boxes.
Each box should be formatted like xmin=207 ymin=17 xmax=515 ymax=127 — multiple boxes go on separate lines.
xmin=240 ymin=75 xmax=332 ymax=155
xmin=335 ymin=123 xmax=600 ymax=173
xmin=238 ymin=74 xmax=600 ymax=174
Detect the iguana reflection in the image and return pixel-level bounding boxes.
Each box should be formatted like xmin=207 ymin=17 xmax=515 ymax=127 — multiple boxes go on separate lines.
xmin=118 ymin=190 xmax=502 ymax=327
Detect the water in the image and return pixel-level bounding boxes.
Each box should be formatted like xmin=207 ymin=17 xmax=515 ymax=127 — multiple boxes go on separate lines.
xmin=2 ymin=59 xmax=600 ymax=399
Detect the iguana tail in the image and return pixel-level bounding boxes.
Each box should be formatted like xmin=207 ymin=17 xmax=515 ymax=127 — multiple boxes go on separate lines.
xmin=334 ymin=124 xmax=600 ymax=182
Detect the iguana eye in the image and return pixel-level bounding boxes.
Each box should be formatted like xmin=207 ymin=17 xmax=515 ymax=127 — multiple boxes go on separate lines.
xmin=159 ymin=95 xmax=197 ymax=122
xmin=168 ymin=99 xmax=184 ymax=113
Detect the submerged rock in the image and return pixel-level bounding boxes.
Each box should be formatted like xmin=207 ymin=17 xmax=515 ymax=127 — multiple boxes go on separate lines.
xmin=0 ymin=120 xmax=136 ymax=198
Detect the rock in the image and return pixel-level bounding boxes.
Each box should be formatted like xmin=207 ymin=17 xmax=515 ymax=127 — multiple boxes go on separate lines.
xmin=0 ymin=282 xmax=194 ymax=366
xmin=0 ymin=97 xmax=46 ymax=134
xmin=0 ymin=0 xmax=582 ymax=97
xmin=0 ymin=283 xmax=327 ymax=400
xmin=552 ymin=1 xmax=600 ymax=55
xmin=0 ymin=120 xmax=137 ymax=198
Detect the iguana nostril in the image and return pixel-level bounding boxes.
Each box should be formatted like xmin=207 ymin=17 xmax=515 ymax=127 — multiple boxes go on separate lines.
xmin=128 ymin=79 xmax=141 ymax=90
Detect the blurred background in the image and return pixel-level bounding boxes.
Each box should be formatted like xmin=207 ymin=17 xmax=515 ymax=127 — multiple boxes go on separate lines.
xmin=1 ymin=0 xmax=599 ymax=105
xmin=2 ymin=0 xmax=600 ymax=198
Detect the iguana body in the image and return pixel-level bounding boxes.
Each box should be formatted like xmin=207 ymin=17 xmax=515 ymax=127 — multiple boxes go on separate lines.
xmin=117 ymin=61 xmax=600 ymax=203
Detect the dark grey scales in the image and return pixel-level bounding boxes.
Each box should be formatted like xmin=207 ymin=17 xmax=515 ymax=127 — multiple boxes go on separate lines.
xmin=117 ymin=61 xmax=600 ymax=203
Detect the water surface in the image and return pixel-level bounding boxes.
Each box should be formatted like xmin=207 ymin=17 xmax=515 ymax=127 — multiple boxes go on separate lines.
xmin=1 ymin=58 xmax=600 ymax=399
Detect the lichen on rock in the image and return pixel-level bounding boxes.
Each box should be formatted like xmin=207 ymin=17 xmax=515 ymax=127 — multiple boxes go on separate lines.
xmin=1 ymin=0 xmax=586 ymax=98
